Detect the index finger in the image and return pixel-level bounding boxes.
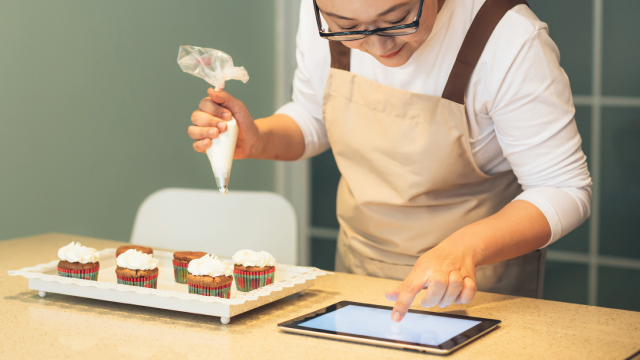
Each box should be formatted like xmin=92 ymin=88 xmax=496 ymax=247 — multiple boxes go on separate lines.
xmin=391 ymin=276 xmax=426 ymax=322
xmin=191 ymin=110 xmax=226 ymax=128
xmin=199 ymin=97 xmax=232 ymax=120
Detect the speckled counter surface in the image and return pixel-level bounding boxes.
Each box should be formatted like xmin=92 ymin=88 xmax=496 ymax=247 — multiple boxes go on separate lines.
xmin=2 ymin=233 xmax=639 ymax=360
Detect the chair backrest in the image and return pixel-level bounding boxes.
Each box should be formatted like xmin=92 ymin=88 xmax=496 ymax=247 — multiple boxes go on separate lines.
xmin=130 ymin=188 xmax=298 ymax=265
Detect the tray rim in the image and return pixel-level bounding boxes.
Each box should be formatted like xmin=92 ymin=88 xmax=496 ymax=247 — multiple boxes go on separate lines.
xmin=8 ymin=248 xmax=331 ymax=306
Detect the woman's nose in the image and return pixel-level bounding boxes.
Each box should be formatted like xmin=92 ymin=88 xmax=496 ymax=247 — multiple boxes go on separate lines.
xmin=364 ymin=35 xmax=397 ymax=56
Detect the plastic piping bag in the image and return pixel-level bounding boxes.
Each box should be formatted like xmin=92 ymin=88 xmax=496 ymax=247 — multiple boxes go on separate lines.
xmin=177 ymin=46 xmax=249 ymax=194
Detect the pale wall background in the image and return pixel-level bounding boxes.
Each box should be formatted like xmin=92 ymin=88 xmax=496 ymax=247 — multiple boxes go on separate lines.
xmin=0 ymin=0 xmax=277 ymax=242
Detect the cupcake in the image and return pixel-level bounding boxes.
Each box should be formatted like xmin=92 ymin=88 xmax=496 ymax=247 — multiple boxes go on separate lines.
xmin=232 ymin=250 xmax=276 ymax=292
xmin=116 ymin=245 xmax=153 ymax=258
xmin=57 ymin=242 xmax=100 ymax=281
xmin=187 ymin=254 xmax=233 ymax=298
xmin=115 ymin=249 xmax=159 ymax=288
xmin=173 ymin=251 xmax=207 ymax=283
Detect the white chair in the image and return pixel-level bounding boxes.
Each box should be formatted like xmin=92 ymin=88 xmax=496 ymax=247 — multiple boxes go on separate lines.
xmin=130 ymin=188 xmax=298 ymax=265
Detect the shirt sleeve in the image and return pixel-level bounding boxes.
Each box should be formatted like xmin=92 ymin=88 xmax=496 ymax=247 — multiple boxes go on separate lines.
xmin=487 ymin=26 xmax=592 ymax=246
xmin=275 ymin=0 xmax=330 ymax=160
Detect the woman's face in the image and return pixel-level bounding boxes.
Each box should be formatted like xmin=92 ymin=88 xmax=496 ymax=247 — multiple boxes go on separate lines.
xmin=316 ymin=0 xmax=441 ymax=67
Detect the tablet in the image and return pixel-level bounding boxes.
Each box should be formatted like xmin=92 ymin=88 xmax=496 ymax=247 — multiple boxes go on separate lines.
xmin=277 ymin=301 xmax=500 ymax=354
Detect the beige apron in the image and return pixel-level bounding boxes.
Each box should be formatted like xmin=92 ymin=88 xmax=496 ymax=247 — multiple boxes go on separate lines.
xmin=325 ymin=0 xmax=546 ymax=298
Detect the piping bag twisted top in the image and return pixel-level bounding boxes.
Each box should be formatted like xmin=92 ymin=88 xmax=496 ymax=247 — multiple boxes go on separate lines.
xmin=177 ymin=45 xmax=249 ymax=90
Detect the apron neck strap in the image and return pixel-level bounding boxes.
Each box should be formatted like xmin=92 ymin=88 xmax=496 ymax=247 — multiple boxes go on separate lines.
xmin=442 ymin=0 xmax=529 ymax=104
xmin=330 ymin=41 xmax=351 ymax=71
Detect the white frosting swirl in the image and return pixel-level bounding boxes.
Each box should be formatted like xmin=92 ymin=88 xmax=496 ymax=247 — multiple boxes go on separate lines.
xmin=188 ymin=254 xmax=233 ymax=277
xmin=116 ymin=249 xmax=159 ymax=270
xmin=232 ymin=249 xmax=276 ymax=267
xmin=58 ymin=242 xmax=99 ymax=264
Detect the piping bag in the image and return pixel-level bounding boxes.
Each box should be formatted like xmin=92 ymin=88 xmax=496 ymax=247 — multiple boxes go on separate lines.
xmin=177 ymin=46 xmax=249 ymax=195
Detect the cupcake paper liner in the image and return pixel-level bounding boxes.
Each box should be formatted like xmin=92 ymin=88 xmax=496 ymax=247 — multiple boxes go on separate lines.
xmin=233 ymin=267 xmax=275 ymax=292
xmin=57 ymin=266 xmax=100 ymax=281
xmin=172 ymin=260 xmax=189 ymax=284
xmin=188 ymin=281 xmax=232 ymax=298
xmin=116 ymin=273 xmax=158 ymax=288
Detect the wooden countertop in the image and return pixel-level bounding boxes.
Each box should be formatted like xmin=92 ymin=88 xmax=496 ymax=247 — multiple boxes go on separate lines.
xmin=2 ymin=233 xmax=639 ymax=359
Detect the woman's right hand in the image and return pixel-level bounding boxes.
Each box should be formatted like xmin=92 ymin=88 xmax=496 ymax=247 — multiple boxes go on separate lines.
xmin=189 ymin=88 xmax=264 ymax=159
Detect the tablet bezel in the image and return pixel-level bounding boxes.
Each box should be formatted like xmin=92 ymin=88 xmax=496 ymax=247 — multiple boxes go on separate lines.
xmin=277 ymin=301 xmax=501 ymax=354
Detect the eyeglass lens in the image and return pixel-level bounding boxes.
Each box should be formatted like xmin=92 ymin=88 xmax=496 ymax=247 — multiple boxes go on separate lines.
xmin=327 ymin=27 xmax=418 ymax=41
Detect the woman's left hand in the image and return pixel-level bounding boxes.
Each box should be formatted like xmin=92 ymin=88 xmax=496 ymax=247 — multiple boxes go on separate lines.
xmin=384 ymin=241 xmax=478 ymax=322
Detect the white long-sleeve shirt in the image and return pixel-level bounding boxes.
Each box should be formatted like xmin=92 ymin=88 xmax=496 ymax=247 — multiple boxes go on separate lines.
xmin=276 ymin=0 xmax=592 ymax=245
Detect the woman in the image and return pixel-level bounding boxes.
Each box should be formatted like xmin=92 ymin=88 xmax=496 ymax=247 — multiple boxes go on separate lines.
xmin=187 ymin=0 xmax=591 ymax=322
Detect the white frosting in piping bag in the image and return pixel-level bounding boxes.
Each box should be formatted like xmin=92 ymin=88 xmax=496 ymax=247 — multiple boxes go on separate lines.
xmin=188 ymin=254 xmax=233 ymax=277
xmin=58 ymin=242 xmax=100 ymax=264
xmin=116 ymin=249 xmax=159 ymax=270
xmin=206 ymin=118 xmax=238 ymax=195
xmin=232 ymin=250 xmax=276 ymax=267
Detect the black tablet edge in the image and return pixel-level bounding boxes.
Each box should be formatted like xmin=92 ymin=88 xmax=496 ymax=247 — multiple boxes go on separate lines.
xmin=277 ymin=300 xmax=501 ymax=351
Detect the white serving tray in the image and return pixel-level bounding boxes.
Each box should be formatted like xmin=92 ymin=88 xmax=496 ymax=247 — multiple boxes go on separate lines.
xmin=8 ymin=248 xmax=330 ymax=324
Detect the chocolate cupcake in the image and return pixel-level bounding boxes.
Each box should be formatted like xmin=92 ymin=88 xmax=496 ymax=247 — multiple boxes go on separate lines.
xmin=116 ymin=245 xmax=153 ymax=258
xmin=173 ymin=251 xmax=207 ymax=283
xmin=187 ymin=254 xmax=233 ymax=298
xmin=232 ymin=250 xmax=276 ymax=292
xmin=57 ymin=242 xmax=100 ymax=281
xmin=115 ymin=249 xmax=159 ymax=288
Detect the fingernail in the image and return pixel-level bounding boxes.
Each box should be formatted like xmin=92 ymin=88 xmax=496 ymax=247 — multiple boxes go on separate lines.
xmin=217 ymin=122 xmax=227 ymax=131
xmin=209 ymin=129 xmax=218 ymax=136
xmin=392 ymin=312 xmax=402 ymax=322
xmin=223 ymin=112 xmax=231 ymax=120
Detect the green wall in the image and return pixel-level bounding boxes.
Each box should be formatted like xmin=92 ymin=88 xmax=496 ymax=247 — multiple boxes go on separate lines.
xmin=0 ymin=1 xmax=277 ymax=242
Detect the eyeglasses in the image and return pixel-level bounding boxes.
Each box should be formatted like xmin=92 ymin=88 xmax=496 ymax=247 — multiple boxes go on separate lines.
xmin=313 ymin=0 xmax=425 ymax=41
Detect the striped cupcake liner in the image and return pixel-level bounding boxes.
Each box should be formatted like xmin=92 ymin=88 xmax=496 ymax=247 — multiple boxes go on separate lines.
xmin=233 ymin=268 xmax=275 ymax=292
xmin=172 ymin=260 xmax=189 ymax=284
xmin=57 ymin=266 xmax=99 ymax=281
xmin=116 ymin=273 xmax=158 ymax=288
xmin=188 ymin=281 xmax=232 ymax=298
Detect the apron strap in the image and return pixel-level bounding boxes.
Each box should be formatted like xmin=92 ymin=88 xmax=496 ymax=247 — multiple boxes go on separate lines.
xmin=329 ymin=41 xmax=351 ymax=71
xmin=442 ymin=0 xmax=529 ymax=104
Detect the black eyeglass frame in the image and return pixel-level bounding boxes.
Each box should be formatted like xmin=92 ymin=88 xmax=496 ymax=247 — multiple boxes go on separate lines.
xmin=313 ymin=0 xmax=425 ymax=41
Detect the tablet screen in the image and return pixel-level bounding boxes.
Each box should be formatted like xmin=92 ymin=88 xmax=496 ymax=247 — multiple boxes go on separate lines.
xmin=298 ymin=304 xmax=481 ymax=346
